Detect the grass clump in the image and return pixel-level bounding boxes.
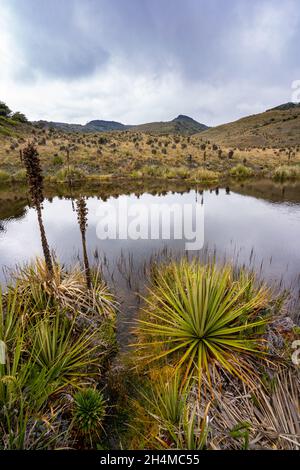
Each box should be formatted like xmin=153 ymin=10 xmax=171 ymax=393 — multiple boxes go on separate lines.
xmin=72 ymin=388 xmax=106 ymax=445
xmin=191 ymin=168 xmax=219 ymax=182
xmin=0 ymin=258 xmax=116 ymax=449
xmin=230 ymin=164 xmax=254 ymax=178
xmin=135 ymin=260 xmax=271 ymax=387
xmin=12 ymin=169 xmax=27 ymax=181
xmin=0 ymin=170 xmax=11 ymax=183
xmin=142 ymin=372 xmax=208 ymax=449
xmin=50 ymin=165 xmax=86 ymax=182
xmin=273 ymin=165 xmax=300 ymax=181
xmin=14 ymin=258 xmax=116 ymax=318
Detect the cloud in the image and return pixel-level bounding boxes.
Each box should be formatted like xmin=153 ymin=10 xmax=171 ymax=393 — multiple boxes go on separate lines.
xmin=1 ymin=0 xmax=300 ymax=124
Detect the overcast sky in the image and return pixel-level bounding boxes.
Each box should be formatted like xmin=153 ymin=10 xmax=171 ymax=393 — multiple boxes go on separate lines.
xmin=1 ymin=0 xmax=299 ymax=126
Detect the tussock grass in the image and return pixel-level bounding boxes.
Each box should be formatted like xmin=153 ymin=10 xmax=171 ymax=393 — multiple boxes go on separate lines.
xmin=191 ymin=167 xmax=219 ymax=182
xmin=273 ymin=165 xmax=300 ymax=181
xmin=49 ymin=165 xmax=86 ymax=182
xmin=0 ymin=258 xmax=116 ymax=449
xmin=135 ymin=260 xmax=273 ymax=387
xmin=230 ymin=164 xmax=254 ymax=178
xmin=0 ymin=170 xmax=10 ymax=183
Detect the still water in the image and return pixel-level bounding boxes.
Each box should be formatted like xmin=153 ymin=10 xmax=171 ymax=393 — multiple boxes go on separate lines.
xmin=1 ymin=180 xmax=300 ymax=337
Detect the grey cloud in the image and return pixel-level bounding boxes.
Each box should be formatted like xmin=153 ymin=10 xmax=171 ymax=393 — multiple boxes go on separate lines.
xmin=8 ymin=0 xmax=109 ymax=78
xmin=8 ymin=0 xmax=299 ymax=83
xmin=2 ymin=0 xmax=300 ymax=123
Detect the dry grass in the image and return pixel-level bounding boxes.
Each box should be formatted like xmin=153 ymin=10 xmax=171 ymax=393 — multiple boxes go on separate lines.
xmin=1 ymin=119 xmax=300 ymax=183
xmin=207 ymin=368 xmax=300 ymax=450
xmin=11 ymin=257 xmax=116 ymax=319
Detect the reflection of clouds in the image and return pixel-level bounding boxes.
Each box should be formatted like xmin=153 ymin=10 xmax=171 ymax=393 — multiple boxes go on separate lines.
xmin=0 ymin=190 xmax=300 ymax=290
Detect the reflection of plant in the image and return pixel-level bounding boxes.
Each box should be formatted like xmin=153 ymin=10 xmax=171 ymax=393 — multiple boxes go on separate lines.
xmin=76 ymin=197 xmax=91 ymax=289
xmin=136 ymin=261 xmax=271 ymax=387
xmin=72 ymin=388 xmax=106 ymax=445
xmin=22 ymin=142 xmax=53 ymax=276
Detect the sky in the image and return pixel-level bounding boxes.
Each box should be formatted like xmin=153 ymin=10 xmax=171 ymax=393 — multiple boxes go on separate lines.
xmin=1 ymin=0 xmax=300 ymax=126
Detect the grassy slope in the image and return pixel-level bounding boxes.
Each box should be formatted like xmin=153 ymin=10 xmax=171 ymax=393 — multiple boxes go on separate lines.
xmin=199 ymin=106 xmax=300 ymax=148
xmin=1 ymin=110 xmax=300 ymax=183
xmin=33 ymin=116 xmax=207 ymax=136
xmin=129 ymin=116 xmax=208 ymax=135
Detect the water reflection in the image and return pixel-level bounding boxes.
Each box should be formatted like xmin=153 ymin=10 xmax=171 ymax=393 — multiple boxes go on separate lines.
xmin=0 ymin=181 xmax=300 ymax=340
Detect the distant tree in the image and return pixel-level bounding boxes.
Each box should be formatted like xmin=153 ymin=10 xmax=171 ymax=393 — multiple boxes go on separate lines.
xmin=11 ymin=111 xmax=28 ymax=123
xmin=0 ymin=101 xmax=12 ymax=117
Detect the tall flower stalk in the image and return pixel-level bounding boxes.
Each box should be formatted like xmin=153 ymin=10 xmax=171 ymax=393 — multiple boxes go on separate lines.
xmin=22 ymin=142 xmax=53 ymax=276
xmin=76 ymin=197 xmax=91 ymax=289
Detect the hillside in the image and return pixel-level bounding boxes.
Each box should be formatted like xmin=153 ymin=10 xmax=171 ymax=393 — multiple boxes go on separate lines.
xmin=129 ymin=115 xmax=209 ymax=135
xmin=33 ymin=119 xmax=126 ymax=133
xmin=34 ymin=114 xmax=208 ymax=135
xmin=199 ymin=103 xmax=300 ymax=148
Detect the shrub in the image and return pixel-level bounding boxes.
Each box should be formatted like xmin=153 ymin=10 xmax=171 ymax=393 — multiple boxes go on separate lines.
xmin=136 ymin=261 xmax=271 ymax=386
xmin=72 ymin=388 xmax=106 ymax=443
xmin=273 ymin=165 xmax=300 ymax=181
xmin=230 ymin=164 xmax=253 ymax=178
xmin=11 ymin=112 xmax=28 ymax=123
xmin=0 ymin=170 xmax=11 ymax=182
xmin=0 ymin=259 xmax=116 ymax=449
xmin=141 ymin=372 xmax=208 ymax=449
xmin=0 ymin=101 xmax=12 ymax=117
xmin=52 ymin=165 xmax=86 ymax=182
xmin=12 ymin=169 xmax=27 ymax=181
xmin=52 ymin=155 xmax=64 ymax=166
xmin=191 ymin=168 xmax=219 ymax=182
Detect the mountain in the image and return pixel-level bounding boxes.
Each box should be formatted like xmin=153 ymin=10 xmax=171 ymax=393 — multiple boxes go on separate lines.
xmin=199 ymin=103 xmax=300 ymax=148
xmin=266 ymin=102 xmax=300 ymax=112
xmin=129 ymin=115 xmax=209 ymax=135
xmin=85 ymin=119 xmax=126 ymax=131
xmin=34 ymin=119 xmax=125 ymax=133
xmin=34 ymin=114 xmax=208 ymax=135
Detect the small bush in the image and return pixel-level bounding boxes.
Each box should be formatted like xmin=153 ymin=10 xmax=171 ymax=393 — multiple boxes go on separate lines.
xmin=51 ymin=165 xmax=86 ymax=182
xmin=0 ymin=170 xmax=11 ymax=182
xmin=52 ymin=155 xmax=64 ymax=166
xmin=191 ymin=168 xmax=219 ymax=182
xmin=72 ymin=388 xmax=106 ymax=443
xmin=136 ymin=260 xmax=271 ymax=386
xmin=273 ymin=165 xmax=300 ymax=181
xmin=12 ymin=169 xmax=27 ymax=181
xmin=230 ymin=164 xmax=253 ymax=178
